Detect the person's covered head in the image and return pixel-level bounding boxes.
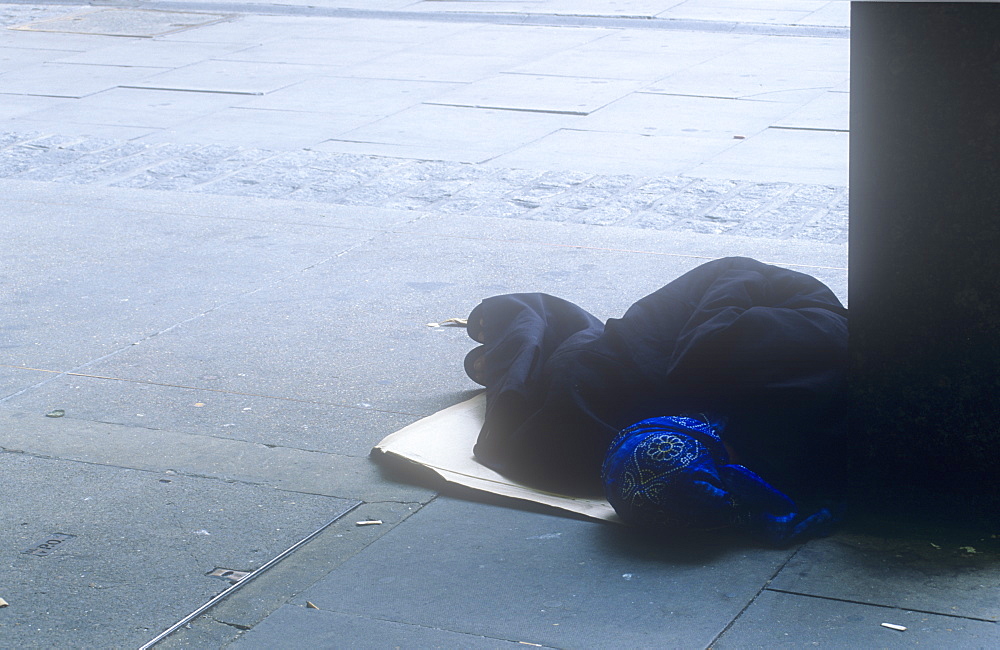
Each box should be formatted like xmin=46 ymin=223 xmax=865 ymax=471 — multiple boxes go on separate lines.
xmin=601 ymin=416 xmax=840 ymax=546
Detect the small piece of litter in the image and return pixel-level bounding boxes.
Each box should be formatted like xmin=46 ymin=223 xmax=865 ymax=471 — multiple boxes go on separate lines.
xmin=518 ymin=643 xmax=543 ymax=647
xmin=881 ymin=623 xmax=907 ymax=631
xmin=733 ymin=135 xmax=747 ymax=139
xmin=960 ymin=546 xmax=978 ymax=554
xmin=45 ymin=409 xmax=64 ymax=418
xmin=355 ymin=520 xmax=383 ymax=526
xmin=427 ymin=318 xmax=468 ymax=328
xmin=930 ymin=542 xmax=941 ymax=549
xmin=193 ymin=402 xmax=205 ymax=407
xmin=0 ymin=598 xmax=8 ymax=608
xmin=306 ymin=601 xmax=319 ymax=609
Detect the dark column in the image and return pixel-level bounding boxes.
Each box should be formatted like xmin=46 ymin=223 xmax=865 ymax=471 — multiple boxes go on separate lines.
xmin=850 ymin=2 xmax=1000 ymax=525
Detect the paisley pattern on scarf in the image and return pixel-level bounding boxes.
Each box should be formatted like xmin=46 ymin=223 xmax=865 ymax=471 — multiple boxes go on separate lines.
xmin=602 ymin=416 xmax=841 ymax=545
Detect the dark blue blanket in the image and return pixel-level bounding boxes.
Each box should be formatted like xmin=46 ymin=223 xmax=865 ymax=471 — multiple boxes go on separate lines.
xmin=464 ymin=257 xmax=849 ymax=500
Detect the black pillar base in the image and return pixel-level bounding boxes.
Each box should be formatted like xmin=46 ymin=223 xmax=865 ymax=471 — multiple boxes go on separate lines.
xmin=850 ymin=2 xmax=1000 ymax=526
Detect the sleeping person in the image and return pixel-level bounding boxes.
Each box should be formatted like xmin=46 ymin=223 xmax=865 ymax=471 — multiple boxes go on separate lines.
xmin=463 ymin=257 xmax=848 ymax=546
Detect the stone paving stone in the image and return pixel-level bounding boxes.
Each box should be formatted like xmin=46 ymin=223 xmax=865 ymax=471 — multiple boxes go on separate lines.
xmin=0 ymin=94 xmax=68 ymax=120
xmin=0 ymin=188 xmax=382 ymax=370
xmin=767 ymin=531 xmax=1000 ymax=621
xmin=0 ymin=28 xmax=121 ymax=52
xmin=692 ymin=128 xmax=849 ymax=186
xmin=292 ymin=496 xmax=798 ymax=649
xmin=231 ymin=605 xmax=526 ymax=649
xmin=0 ymin=61 xmax=166 ymax=98
xmin=508 ymin=45 xmax=703 ymax=81
xmin=734 ymin=33 xmax=850 ymax=76
xmin=8 ymin=86 xmax=249 ymax=130
xmin=773 ymin=89 xmax=850 ymax=131
xmin=2 ymin=373 xmax=422 ymax=458
xmin=713 ymin=589 xmax=1000 ymax=648
xmin=646 ymin=61 xmax=842 ymax=103
xmin=330 ymin=16 xmax=475 ymax=44
xmin=0 ymin=450 xmax=356 ymax=648
xmin=316 ymin=104 xmax=575 ymax=163
xmin=0 ymin=407 xmax=435 ymax=504
xmin=491 ymin=128 xmax=736 ymax=176
xmin=582 ymin=92 xmax=798 ymax=139
xmin=585 ymin=28 xmax=754 ymax=56
xmin=130 ymin=60 xmax=336 ymax=95
xmin=0 ymin=43 xmax=68 ymax=70
xmin=217 ymin=34 xmax=409 ymax=67
xmin=417 ymin=23 xmax=611 ymax=59
xmin=138 ymin=106 xmax=371 ymax=150
xmin=49 ymin=38 xmax=252 ymax=67
xmin=339 ymin=50 xmax=526 ymax=84
xmin=241 ymin=76 xmax=460 ymax=114
xmin=430 ymin=73 xmax=642 ymax=115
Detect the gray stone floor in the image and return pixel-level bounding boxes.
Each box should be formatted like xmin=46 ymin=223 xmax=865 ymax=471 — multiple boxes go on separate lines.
xmin=1 ymin=1 xmax=997 ymax=648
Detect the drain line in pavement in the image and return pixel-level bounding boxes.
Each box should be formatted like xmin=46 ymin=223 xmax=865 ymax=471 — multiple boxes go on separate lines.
xmin=140 ymin=500 xmax=362 ymax=649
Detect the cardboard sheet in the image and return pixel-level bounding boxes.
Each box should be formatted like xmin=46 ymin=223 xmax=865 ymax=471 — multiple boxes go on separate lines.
xmin=374 ymin=394 xmax=618 ymax=522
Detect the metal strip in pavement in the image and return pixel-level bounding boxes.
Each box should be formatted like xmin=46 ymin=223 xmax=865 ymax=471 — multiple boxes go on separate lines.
xmin=139 ymin=500 xmax=362 ymax=649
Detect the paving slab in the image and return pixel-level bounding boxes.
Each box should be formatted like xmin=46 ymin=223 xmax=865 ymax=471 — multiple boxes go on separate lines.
xmin=0 ymin=449 xmax=357 ymax=648
xmin=428 ymin=73 xmax=642 ymax=115
xmin=10 ymin=87 xmax=250 ymax=130
xmin=0 ymin=180 xmax=398 ymax=370
xmin=137 ymin=106 xmax=374 ymax=149
xmin=241 ymin=75 xmax=460 ymax=114
xmin=232 ymin=606 xmax=525 ymax=649
xmin=772 ymin=89 xmax=849 ymax=132
xmin=0 ymin=61 xmax=167 ymax=98
xmin=49 ymin=38 xmax=253 ymax=67
xmin=316 ymin=104 xmax=576 ymax=163
xmin=713 ymin=589 xmax=1000 ymax=648
xmin=414 ymin=23 xmax=611 ymax=59
xmin=507 ymin=46 xmax=712 ymax=82
xmin=0 ymin=28 xmax=123 ymax=52
xmin=692 ymin=127 xmax=849 ymax=186
xmin=323 ymin=16 xmax=475 ymax=44
xmin=2 ymin=373 xmax=422 ymax=457
xmin=0 ymin=93 xmax=69 ymax=120
xmin=0 ymin=43 xmax=69 ymax=69
xmin=767 ymin=531 xmax=1000 ymax=622
xmin=582 ymin=92 xmax=798 ymax=138
xmin=216 ymin=34 xmax=409 ymax=67
xmin=128 ymin=60 xmax=337 ymax=95
xmin=0 ymin=407 xmax=435 ymax=504
xmin=490 ymin=128 xmax=738 ymax=176
xmin=338 ymin=49 xmax=530 ymax=84
xmin=290 ymin=496 xmax=797 ymax=649
xmin=582 ymin=28 xmax=754 ymax=56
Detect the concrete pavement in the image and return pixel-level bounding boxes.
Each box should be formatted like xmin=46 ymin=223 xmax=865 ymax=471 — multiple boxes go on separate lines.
xmin=1 ymin=1 xmax=997 ymax=648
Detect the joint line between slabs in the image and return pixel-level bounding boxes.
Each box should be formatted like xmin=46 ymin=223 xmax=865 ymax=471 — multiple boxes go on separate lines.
xmin=763 ymin=587 xmax=1000 ymax=624
xmin=706 ymin=544 xmax=804 ymax=646
xmin=0 ymin=365 xmax=424 ymax=417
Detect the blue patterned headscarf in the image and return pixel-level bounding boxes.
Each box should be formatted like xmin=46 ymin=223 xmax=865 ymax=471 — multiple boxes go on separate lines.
xmin=601 ymin=416 xmax=840 ymax=546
